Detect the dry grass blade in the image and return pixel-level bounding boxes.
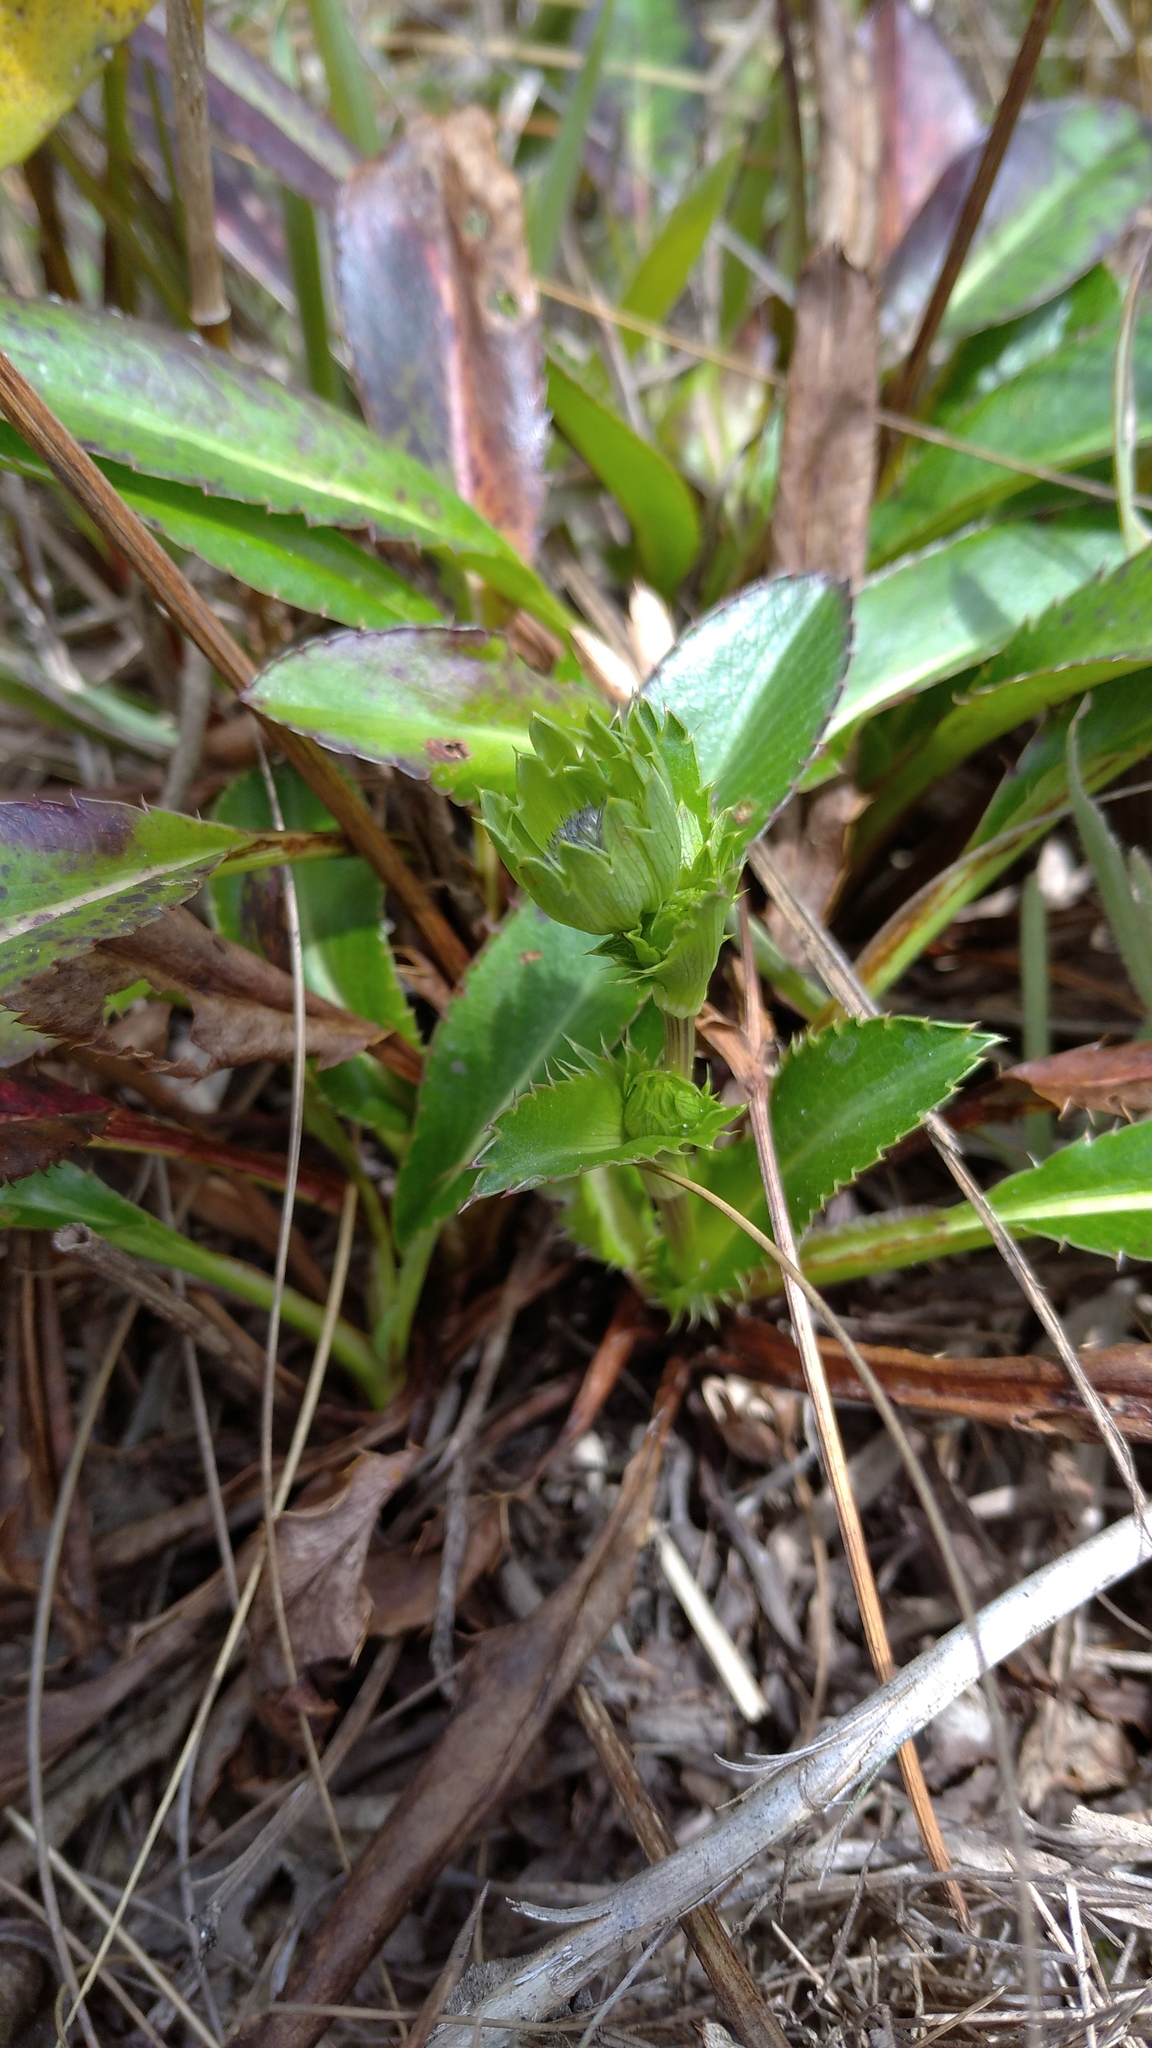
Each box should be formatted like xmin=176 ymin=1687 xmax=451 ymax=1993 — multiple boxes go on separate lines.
xmin=747 ymin=839 xmax=1150 ymax=1515
xmin=734 ymin=901 xmax=966 ymax=1924
xmin=233 ymin=1369 xmax=683 ymax=2048
xmin=572 ymin=1684 xmax=790 ymax=2048
xmin=433 ymin=1510 xmax=1152 ymax=2048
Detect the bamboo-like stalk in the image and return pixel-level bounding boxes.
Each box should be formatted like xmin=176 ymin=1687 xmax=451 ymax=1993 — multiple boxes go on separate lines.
xmin=166 ymin=0 xmax=231 ymax=345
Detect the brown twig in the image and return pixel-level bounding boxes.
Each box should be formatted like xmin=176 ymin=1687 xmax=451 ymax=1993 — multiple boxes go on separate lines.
xmin=165 ymin=0 xmax=231 ymax=346
xmin=0 ymin=346 xmax=470 ymax=983
xmin=735 ymin=898 xmax=968 ymax=1927
xmin=573 ymin=1685 xmax=792 ymax=2048
xmin=885 ymin=0 xmax=1061 ymax=420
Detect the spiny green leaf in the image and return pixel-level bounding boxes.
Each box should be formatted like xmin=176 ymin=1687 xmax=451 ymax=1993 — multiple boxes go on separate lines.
xmin=652 ymin=1016 xmax=997 ymax=1314
xmin=794 ymin=1116 xmax=1152 ymax=1290
xmin=393 ymin=900 xmax=641 ymax=1245
xmin=0 ymin=797 xmax=249 ymax=994
xmin=243 ymin=627 xmax=597 ymax=802
xmin=472 ymin=1049 xmax=735 ymax=1195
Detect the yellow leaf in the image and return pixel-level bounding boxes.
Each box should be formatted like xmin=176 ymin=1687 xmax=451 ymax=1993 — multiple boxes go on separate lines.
xmin=0 ymin=0 xmax=153 ymax=171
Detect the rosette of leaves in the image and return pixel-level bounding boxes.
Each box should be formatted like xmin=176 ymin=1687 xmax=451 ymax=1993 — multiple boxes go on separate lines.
xmin=471 ymin=1045 xmax=736 ymax=1197
xmin=480 ymin=701 xmax=743 ymax=1019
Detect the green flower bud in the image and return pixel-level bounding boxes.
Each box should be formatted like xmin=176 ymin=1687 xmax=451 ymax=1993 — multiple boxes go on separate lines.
xmin=482 ymin=701 xmax=741 ymax=1017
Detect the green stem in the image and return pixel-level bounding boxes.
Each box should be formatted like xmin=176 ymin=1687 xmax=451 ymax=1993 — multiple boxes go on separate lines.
xmin=307 ymin=0 xmax=381 ymax=155
xmin=102 ymin=48 xmax=137 ymax=313
xmin=282 ymin=189 xmax=345 ymax=406
xmin=652 ymin=1006 xmax=696 ymax=1262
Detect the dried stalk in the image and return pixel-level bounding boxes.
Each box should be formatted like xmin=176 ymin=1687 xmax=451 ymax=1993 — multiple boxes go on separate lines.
xmin=746 ymin=839 xmax=1149 ymax=1515
xmin=441 ymin=1509 xmax=1152 ymax=2048
xmin=734 ymin=901 xmax=965 ymax=1924
xmin=573 ymin=1686 xmax=791 ymax=2048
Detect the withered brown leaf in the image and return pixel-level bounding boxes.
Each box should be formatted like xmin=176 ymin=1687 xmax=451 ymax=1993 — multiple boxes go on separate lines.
xmin=250 ymin=1453 xmax=414 ymax=1709
xmin=336 ymin=108 xmax=545 ymax=562
xmin=1010 ymin=1042 xmax=1152 ymax=1117
xmin=7 ymin=905 xmax=387 ymax=1075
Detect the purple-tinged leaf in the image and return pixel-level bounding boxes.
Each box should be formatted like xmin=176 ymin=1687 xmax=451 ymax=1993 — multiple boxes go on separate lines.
xmin=336 ymin=109 xmax=546 ymax=563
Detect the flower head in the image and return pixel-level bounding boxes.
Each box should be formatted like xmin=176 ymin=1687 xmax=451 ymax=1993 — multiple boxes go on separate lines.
xmin=481 ymin=700 xmax=741 ymax=1017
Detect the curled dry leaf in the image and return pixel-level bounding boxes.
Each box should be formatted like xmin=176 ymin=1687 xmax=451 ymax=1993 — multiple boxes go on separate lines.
xmin=250 ymin=1452 xmax=414 ymax=1731
xmin=336 ymin=108 xmax=546 ymax=562
xmin=1018 ymin=1696 xmax=1137 ymax=1812
xmin=0 ymin=1071 xmax=109 ymax=1185
xmin=6 ymin=904 xmax=391 ymax=1076
xmin=235 ymin=1406 xmax=671 ymax=2048
xmin=1010 ymin=1040 xmax=1152 ymax=1116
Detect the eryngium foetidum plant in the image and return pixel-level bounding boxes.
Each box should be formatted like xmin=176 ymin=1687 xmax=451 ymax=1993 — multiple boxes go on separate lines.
xmin=481 ymin=701 xmax=742 ymax=1020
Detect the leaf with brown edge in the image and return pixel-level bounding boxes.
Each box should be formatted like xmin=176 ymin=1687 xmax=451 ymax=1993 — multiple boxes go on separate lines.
xmin=336 ymin=108 xmax=546 ymax=562
xmin=250 ymin=1453 xmax=415 ymax=1745
xmin=6 ymin=905 xmax=408 ymax=1078
xmin=233 ymin=1387 xmax=678 ymax=2048
xmin=1010 ymin=1041 xmax=1152 ymax=1117
xmin=0 ymin=1071 xmax=109 ymax=1186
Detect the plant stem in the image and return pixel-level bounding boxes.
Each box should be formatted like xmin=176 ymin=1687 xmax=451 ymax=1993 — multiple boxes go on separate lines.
xmin=102 ymin=48 xmax=137 ymax=313
xmin=662 ymin=1008 xmax=695 ymax=1079
xmin=308 ymin=0 xmax=381 ymax=156
xmin=166 ymin=0 xmax=231 ymax=345
xmin=650 ymin=1008 xmax=696 ymax=1266
xmin=1020 ymin=866 xmax=1052 ymax=1160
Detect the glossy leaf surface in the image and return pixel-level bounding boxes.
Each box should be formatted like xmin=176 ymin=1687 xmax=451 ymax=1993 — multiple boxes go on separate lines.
xmin=853 ymin=675 xmax=1152 ymax=998
xmin=799 ymin=1117 xmax=1152 ymax=1287
xmin=393 ymin=901 xmax=640 ymax=1245
xmin=857 ymin=543 xmax=1152 ymax=851
xmin=837 ymin=512 xmax=1124 ymax=749
xmin=0 ymin=298 xmax=560 ymax=616
xmin=243 ymin=627 xmax=595 ymax=801
xmin=546 ymin=355 xmax=700 ymax=597
xmin=870 ymin=315 xmax=1152 ymax=563
xmin=0 ymin=797 xmax=247 ymax=994
xmin=645 ymin=576 xmax=850 ymax=835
